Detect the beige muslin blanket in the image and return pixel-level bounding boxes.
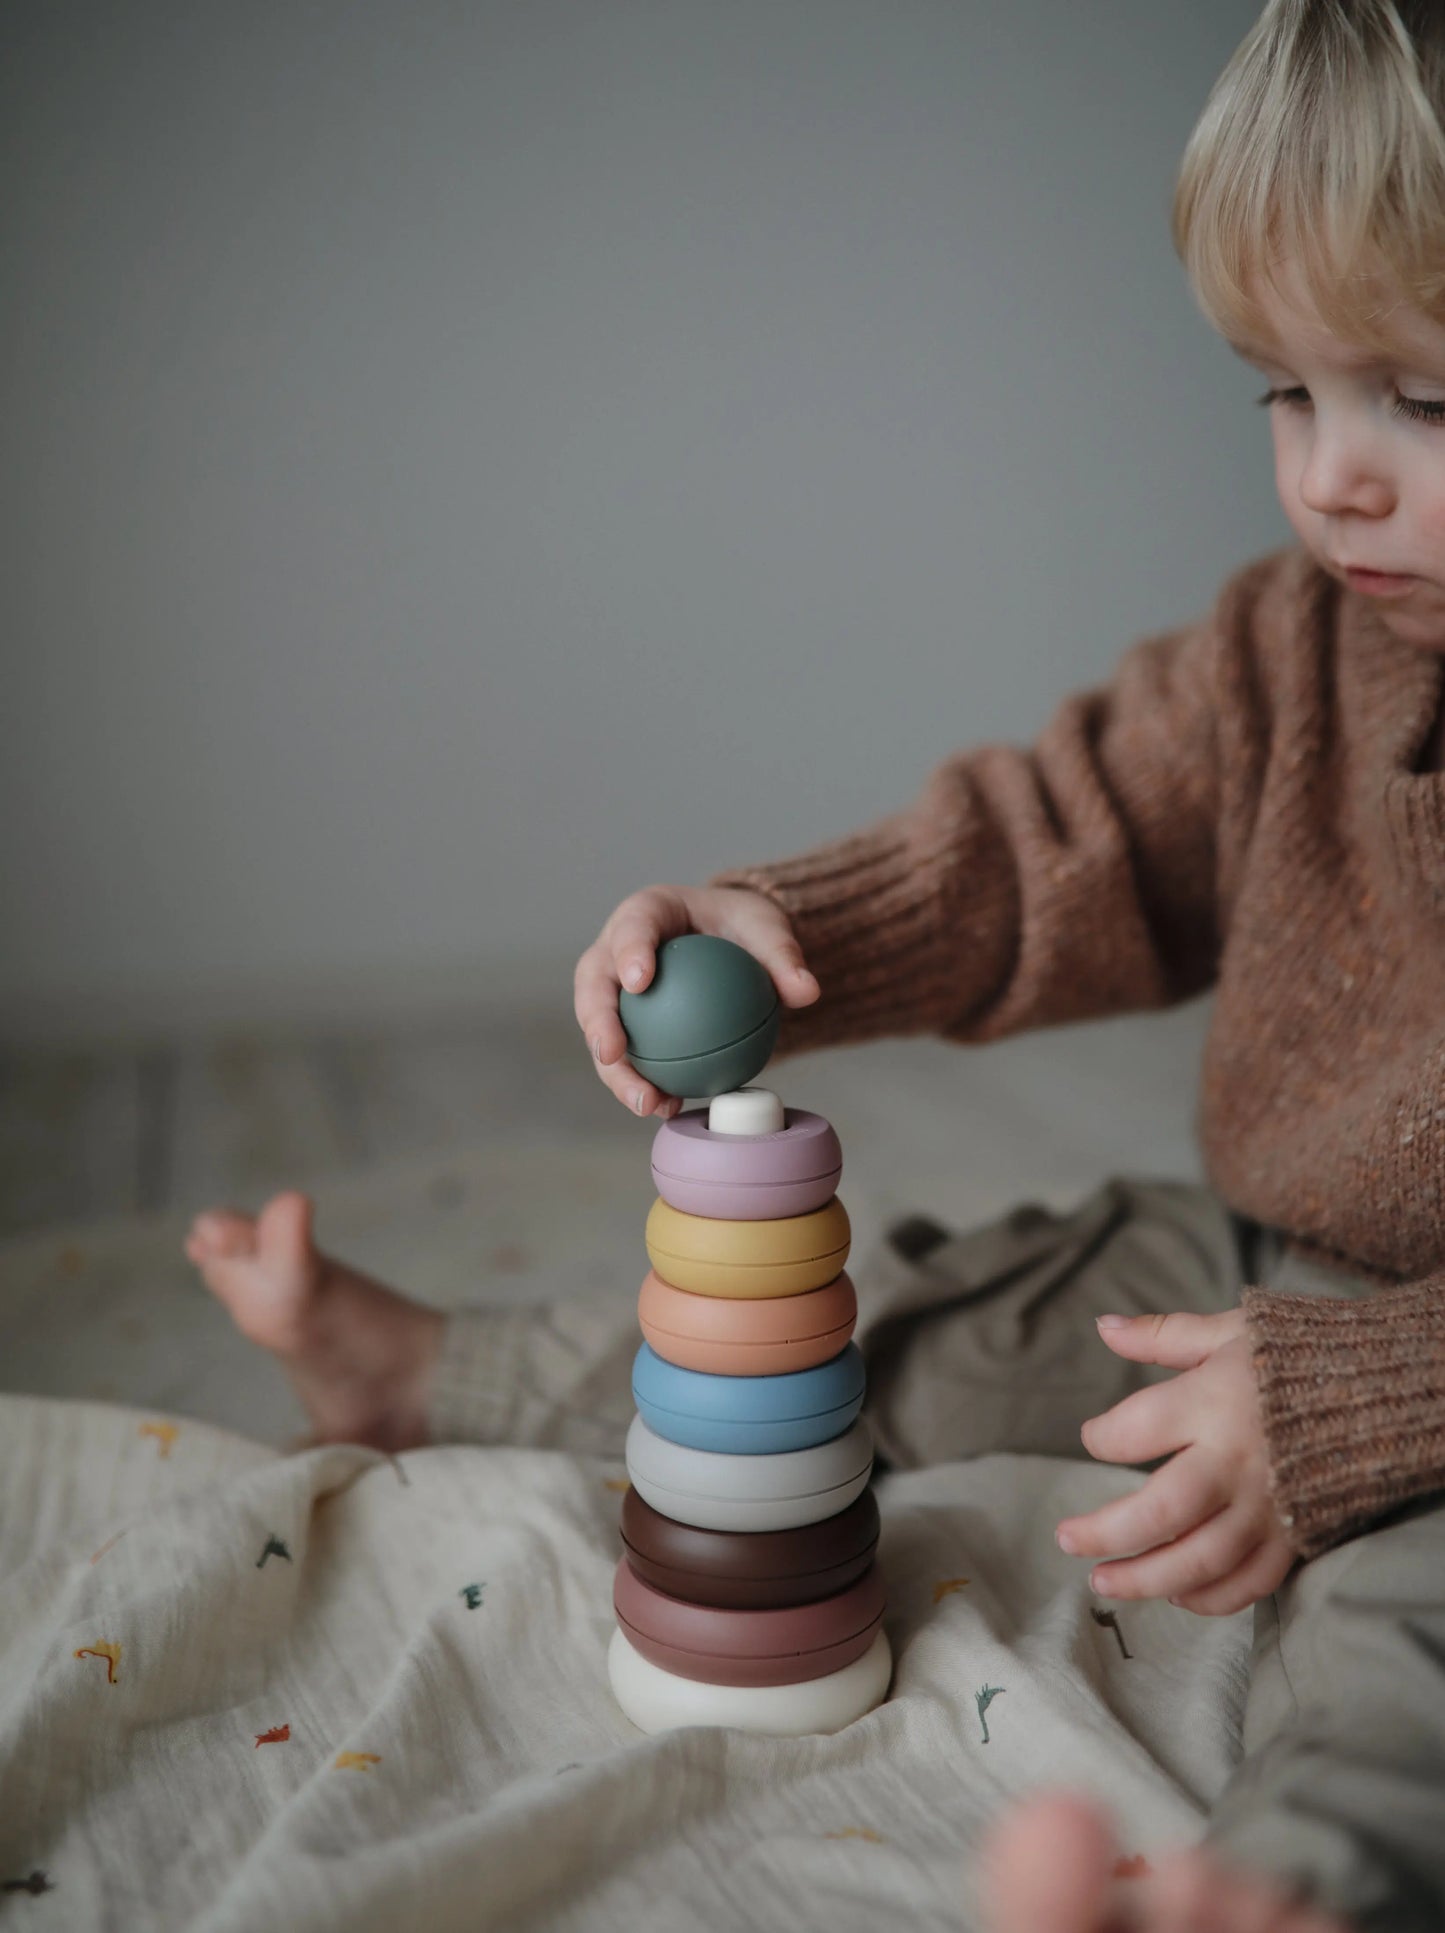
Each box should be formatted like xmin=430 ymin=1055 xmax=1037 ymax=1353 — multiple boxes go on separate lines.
xmin=0 ymin=1393 xmax=1249 ymax=1931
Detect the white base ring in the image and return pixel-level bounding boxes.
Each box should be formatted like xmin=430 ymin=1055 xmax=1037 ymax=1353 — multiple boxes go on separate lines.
xmin=607 ymin=1626 xmax=892 ymax=1736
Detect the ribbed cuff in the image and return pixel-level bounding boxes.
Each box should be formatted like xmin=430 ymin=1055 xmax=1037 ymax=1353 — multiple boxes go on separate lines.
xmin=708 ymin=792 xmax=1016 ymax=1058
xmin=426 ymin=1308 xmax=534 ymax=1447
xmin=1242 ymin=1280 xmax=1445 ymax=1561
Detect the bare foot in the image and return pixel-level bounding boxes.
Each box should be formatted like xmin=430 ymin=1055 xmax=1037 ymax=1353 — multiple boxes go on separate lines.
xmin=185 ymin=1191 xmax=444 ymax=1454
xmin=982 ymin=1791 xmax=1352 ymax=1933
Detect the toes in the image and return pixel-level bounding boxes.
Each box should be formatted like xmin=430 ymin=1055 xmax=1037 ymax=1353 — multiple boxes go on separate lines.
xmin=982 ymin=1790 xmax=1118 ymax=1933
xmin=188 ymin=1210 xmax=257 ymax=1259
xmin=1147 ymin=1846 xmax=1341 ymax=1932
xmin=256 ymin=1191 xmax=315 ymax=1270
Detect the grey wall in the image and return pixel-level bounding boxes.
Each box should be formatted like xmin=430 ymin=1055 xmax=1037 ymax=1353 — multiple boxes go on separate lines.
xmin=1 ymin=0 xmax=1280 ymax=1035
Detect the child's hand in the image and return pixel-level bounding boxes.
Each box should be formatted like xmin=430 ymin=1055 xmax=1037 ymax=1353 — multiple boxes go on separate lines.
xmin=1054 ymin=1308 xmax=1297 ymax=1616
xmin=573 ymin=884 xmax=820 ymax=1118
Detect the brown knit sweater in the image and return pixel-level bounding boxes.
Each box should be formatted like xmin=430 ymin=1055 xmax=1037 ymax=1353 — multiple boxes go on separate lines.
xmin=711 ymin=545 xmax=1445 ymax=1562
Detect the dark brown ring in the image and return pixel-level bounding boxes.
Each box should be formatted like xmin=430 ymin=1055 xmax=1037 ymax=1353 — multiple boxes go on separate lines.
xmin=620 ymin=1486 xmax=879 ymax=1608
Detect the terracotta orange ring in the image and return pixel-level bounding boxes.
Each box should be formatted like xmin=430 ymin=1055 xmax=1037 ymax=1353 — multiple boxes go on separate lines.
xmin=637 ymin=1269 xmax=857 ymax=1375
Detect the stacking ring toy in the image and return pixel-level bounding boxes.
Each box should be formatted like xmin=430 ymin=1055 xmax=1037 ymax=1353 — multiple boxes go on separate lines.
xmin=620 ymin=1485 xmax=879 ymax=1609
xmin=614 ymin=1558 xmax=886 ymax=1687
xmin=618 ymin=935 xmax=780 ymax=1098
xmin=625 ymin=1413 xmax=874 ymax=1532
xmin=608 ymin=1626 xmax=892 ymax=1736
xmin=637 ymin=1269 xmax=856 ymax=1376
xmin=650 ymin=1107 xmax=843 ymax=1220
xmin=632 ymin=1341 xmax=865 ymax=1454
xmin=645 ymin=1196 xmax=851 ymax=1298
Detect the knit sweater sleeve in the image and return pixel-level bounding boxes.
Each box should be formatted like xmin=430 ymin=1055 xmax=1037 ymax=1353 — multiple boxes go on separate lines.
xmin=707 ymin=560 xmax=1275 ymax=1057
xmin=1242 ymin=1275 xmax=1445 ymax=1560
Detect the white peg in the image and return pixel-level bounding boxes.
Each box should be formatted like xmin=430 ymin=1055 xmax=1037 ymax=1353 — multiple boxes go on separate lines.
xmin=708 ymin=1087 xmax=785 ymax=1135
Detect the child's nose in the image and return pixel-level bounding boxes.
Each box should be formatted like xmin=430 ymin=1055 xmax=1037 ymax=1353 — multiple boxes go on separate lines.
xmin=1297 ymin=430 xmax=1396 ymax=521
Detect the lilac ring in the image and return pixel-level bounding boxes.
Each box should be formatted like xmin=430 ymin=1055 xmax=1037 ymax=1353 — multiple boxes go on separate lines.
xmin=650 ymin=1107 xmax=842 ymax=1220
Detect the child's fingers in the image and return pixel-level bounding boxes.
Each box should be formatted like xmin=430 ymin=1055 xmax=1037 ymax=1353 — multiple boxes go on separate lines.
xmin=1057 ymin=1447 xmax=1225 ymax=1560
xmin=1079 ymin=1379 xmax=1193 ymax=1466
xmin=772 ymin=954 xmax=820 ymax=1005
xmin=737 ymin=916 xmax=820 ymax=1006
xmin=574 ymin=969 xmax=673 ymax=1117
xmin=619 ymin=1079 xmax=681 ymax=1119
xmin=588 ymin=1025 xmax=676 ymax=1116
xmin=608 ymin=916 xmax=661 ymax=996
xmin=574 ymin=944 xmax=631 ymax=1067
xmin=592 ymin=1050 xmax=675 ymax=1119
xmin=574 ymin=884 xmax=810 ymax=1118
xmin=1093 ymin=1306 xmax=1246 ymax=1369
xmin=1089 ymin=1498 xmax=1257 ymax=1603
xmin=979 ymin=1790 xmax=1118 ymax=1933
xmin=1166 ymin=1536 xmax=1295 ymax=1618
xmin=573 ymin=886 xmax=683 ymax=1052
xmin=1147 ymin=1843 xmax=1351 ymax=1933
xmin=575 ymin=918 xmax=673 ymax=1093
xmin=606 ymin=884 xmax=701 ymax=995
xmin=789 ymin=965 xmax=820 ymax=1001
xmin=572 ymin=949 xmax=683 ymax=1119
xmin=187 ymin=1209 xmax=256 ymax=1257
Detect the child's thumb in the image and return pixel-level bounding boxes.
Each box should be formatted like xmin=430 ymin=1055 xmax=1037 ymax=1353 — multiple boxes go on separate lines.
xmin=710 ymin=891 xmax=819 ymax=1006
xmin=1094 ymin=1307 xmax=1243 ymax=1368
xmin=765 ymin=944 xmax=819 ymax=1005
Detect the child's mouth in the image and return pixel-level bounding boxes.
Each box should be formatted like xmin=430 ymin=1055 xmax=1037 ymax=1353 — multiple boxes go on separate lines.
xmin=1343 ymin=566 xmax=1416 ymax=597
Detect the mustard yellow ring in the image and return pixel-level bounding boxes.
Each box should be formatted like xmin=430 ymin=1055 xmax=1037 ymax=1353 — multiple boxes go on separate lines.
xmin=644 ymin=1196 xmax=851 ymax=1298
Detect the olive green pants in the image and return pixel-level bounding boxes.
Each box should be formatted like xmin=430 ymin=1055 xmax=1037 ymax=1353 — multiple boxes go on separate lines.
xmin=429 ymin=1175 xmax=1445 ymax=1930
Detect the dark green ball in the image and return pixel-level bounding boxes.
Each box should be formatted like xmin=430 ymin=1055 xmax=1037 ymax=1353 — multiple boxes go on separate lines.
xmin=618 ymin=934 xmax=780 ymax=1098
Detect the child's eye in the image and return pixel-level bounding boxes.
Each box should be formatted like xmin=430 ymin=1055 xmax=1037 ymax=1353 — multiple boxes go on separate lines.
xmin=1394 ymin=393 xmax=1445 ymax=424
xmin=1254 ymin=386 xmax=1445 ymax=424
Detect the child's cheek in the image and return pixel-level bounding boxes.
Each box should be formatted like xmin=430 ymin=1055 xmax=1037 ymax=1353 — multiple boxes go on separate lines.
xmin=1270 ymin=436 xmax=1313 ymax=552
xmin=1420 ymin=491 xmax=1445 ymax=561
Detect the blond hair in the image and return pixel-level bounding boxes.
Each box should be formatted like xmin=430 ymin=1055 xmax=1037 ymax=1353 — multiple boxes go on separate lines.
xmin=1172 ymin=0 xmax=1445 ymax=352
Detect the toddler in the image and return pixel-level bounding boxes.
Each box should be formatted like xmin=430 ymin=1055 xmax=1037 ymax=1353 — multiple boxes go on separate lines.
xmin=189 ymin=4 xmax=1445 ymax=1928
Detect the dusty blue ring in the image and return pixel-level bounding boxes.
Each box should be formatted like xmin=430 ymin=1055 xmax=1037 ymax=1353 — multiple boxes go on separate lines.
xmin=631 ymin=1342 xmax=865 ymax=1454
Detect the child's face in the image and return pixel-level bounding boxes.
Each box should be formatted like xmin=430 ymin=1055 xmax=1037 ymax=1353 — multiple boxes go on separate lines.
xmin=1229 ymin=258 xmax=1445 ymax=653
